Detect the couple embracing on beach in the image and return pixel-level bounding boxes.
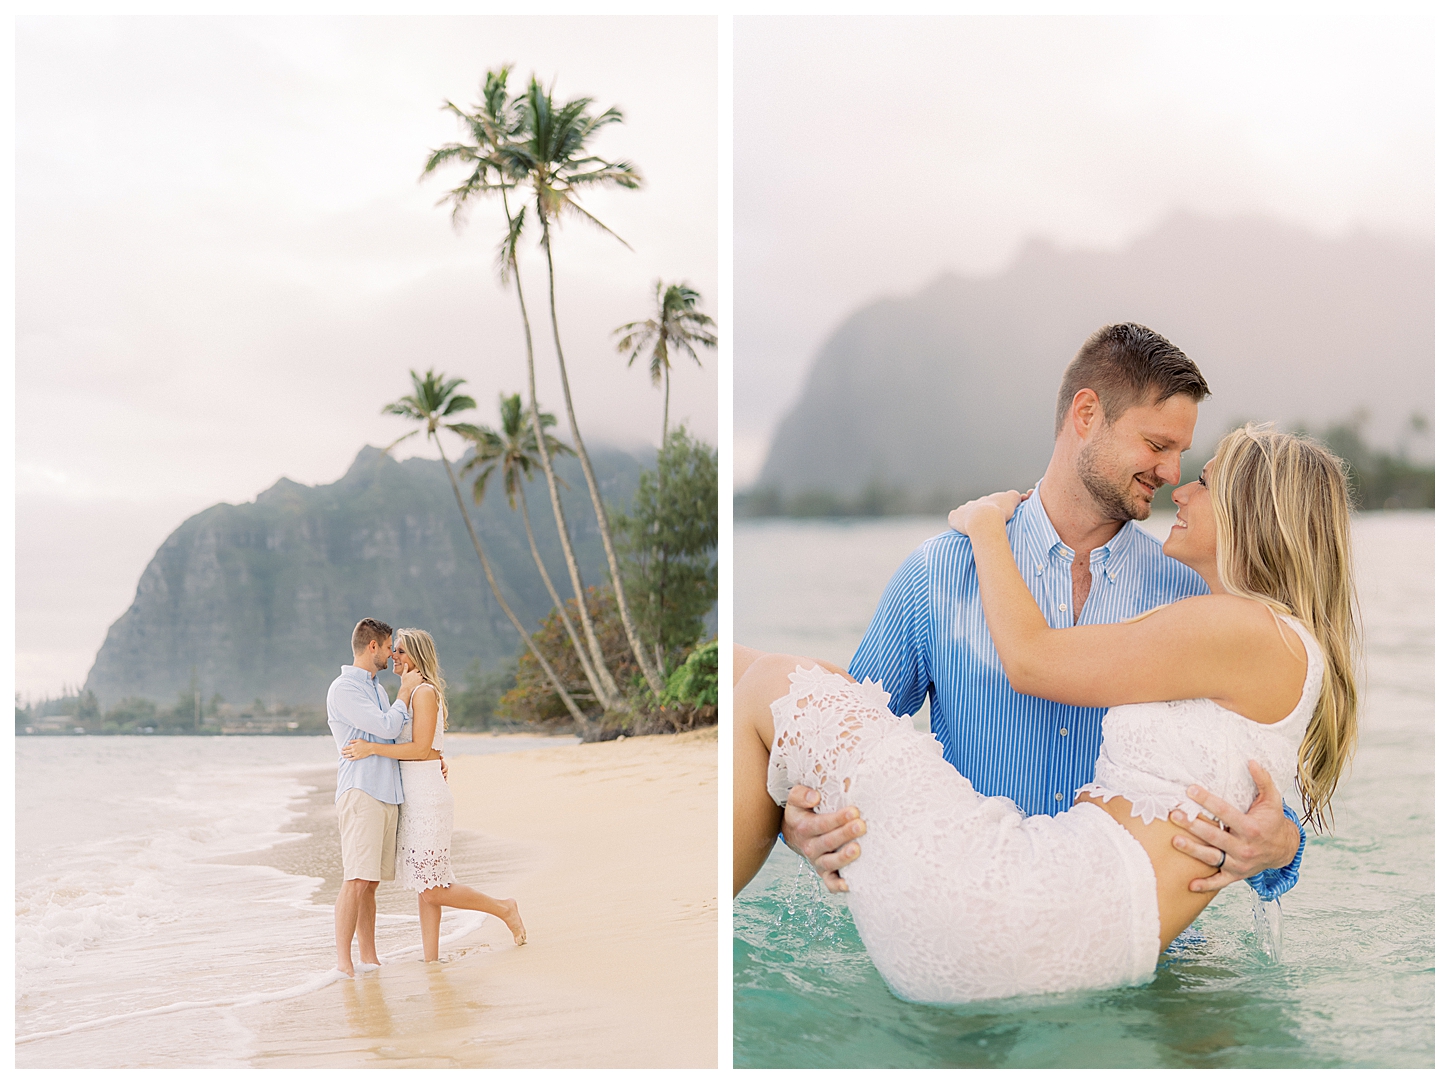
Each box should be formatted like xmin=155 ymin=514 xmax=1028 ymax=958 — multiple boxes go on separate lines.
xmin=328 ymin=617 xmax=527 ymax=977
xmin=735 ymin=322 xmax=1359 ymax=1004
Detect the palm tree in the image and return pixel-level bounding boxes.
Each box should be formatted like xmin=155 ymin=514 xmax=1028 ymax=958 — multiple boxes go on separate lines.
xmin=422 ymin=67 xmax=628 ymax=711
xmin=457 ymin=394 xmax=610 ymax=708
xmin=382 ymin=369 xmax=589 ymax=729
xmin=614 ymin=281 xmax=717 ymax=448
xmin=504 ymin=75 xmax=667 ymax=698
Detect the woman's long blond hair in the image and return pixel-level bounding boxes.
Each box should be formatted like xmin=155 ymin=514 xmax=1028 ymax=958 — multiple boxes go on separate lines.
xmin=396 ymin=627 xmax=449 ymax=731
xmin=1208 ymin=424 xmax=1359 ymax=831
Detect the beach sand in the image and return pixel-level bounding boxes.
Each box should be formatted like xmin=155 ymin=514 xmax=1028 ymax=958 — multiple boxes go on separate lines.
xmin=241 ymin=728 xmax=718 ymax=1069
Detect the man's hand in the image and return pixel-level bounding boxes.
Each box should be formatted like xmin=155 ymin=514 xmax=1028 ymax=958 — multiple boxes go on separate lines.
xmin=781 ymin=785 xmax=867 ymax=893
xmin=439 ymin=756 xmax=448 ymax=782
xmin=398 ymin=669 xmax=423 ymax=701
xmin=1169 ymin=760 xmax=1300 ymax=892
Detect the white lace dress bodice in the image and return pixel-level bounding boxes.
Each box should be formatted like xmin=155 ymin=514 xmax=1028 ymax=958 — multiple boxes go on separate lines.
xmin=1077 ymin=615 xmax=1323 ymax=824
xmin=396 ymin=684 xmax=455 ymax=892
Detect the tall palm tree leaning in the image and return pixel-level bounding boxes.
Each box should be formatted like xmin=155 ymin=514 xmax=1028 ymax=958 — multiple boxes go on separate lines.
xmin=421 ymin=67 xmax=627 ymax=711
xmin=382 ymin=369 xmax=590 ymax=729
xmin=456 ymin=394 xmax=610 ymax=710
xmin=613 ymin=281 xmax=718 ymax=448
xmin=502 ymin=75 xmax=667 ymax=699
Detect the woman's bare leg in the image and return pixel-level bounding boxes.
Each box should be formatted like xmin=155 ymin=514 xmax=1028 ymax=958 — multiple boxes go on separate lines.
xmin=420 ymin=884 xmax=527 ymax=946
xmin=733 ymin=653 xmax=853 ymax=897
xmin=418 ymin=896 xmax=443 ymax=962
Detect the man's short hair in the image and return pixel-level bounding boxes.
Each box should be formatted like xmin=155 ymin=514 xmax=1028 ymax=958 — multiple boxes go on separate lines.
xmin=1054 ymin=323 xmax=1210 ymax=434
xmin=352 ymin=618 xmax=394 ymax=655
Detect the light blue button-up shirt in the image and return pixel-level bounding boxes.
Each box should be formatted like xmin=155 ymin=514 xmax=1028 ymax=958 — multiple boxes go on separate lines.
xmin=849 ymin=486 xmax=1304 ymax=900
xmin=327 ymin=665 xmax=411 ymax=805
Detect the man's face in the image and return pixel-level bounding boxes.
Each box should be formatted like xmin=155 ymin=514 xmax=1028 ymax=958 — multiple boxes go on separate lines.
xmin=369 ymin=638 xmax=392 ymax=673
xmin=1075 ymin=393 xmax=1198 ymax=522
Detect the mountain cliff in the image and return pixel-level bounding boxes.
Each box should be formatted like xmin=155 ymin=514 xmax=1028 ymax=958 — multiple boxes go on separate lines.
xmin=84 ymin=446 xmax=644 ymax=709
xmin=751 ymin=215 xmax=1432 ymax=510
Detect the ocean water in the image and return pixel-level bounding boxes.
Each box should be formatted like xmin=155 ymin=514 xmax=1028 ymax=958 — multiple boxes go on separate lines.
xmin=15 ymin=732 xmax=576 ymax=1067
xmin=734 ymin=511 xmax=1433 ymax=1068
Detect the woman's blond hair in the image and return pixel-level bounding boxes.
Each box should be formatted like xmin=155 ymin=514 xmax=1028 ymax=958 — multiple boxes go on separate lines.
xmin=1209 ymin=424 xmax=1359 ymax=831
xmin=396 ymin=627 xmax=449 ymax=731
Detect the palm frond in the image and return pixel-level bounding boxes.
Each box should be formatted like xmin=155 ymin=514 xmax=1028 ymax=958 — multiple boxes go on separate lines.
xmin=380 ymin=428 xmax=420 ymax=454
xmin=495 ymin=205 xmax=527 ymax=284
xmin=382 ymin=397 xmax=424 ymax=419
xmin=557 ymin=195 xmax=632 ymax=250
xmin=440 ymin=392 xmax=477 ymax=417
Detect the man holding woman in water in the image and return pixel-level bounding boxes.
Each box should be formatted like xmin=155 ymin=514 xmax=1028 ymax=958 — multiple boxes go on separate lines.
xmin=735 ymin=323 xmax=1354 ymax=1002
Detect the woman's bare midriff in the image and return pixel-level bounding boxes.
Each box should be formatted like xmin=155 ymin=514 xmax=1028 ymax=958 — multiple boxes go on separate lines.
xmin=1075 ymin=793 xmax=1221 ymax=952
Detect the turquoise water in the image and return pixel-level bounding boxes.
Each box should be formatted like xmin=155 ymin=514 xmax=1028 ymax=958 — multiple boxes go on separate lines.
xmin=734 ymin=512 xmax=1433 ymax=1068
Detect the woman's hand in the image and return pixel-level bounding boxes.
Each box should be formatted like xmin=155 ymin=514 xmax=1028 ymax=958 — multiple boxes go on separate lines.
xmin=948 ymin=490 xmax=1029 ymax=537
xmin=341 ymin=739 xmax=374 ymax=761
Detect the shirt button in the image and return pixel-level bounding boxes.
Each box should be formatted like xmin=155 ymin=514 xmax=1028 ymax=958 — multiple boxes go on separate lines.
xmin=1036 ymin=564 xmax=1044 ymax=574
xmin=1060 ymin=727 xmax=1069 ymax=737
xmin=1108 ymin=572 xmax=1116 ymax=581
xmin=1055 ymin=792 xmax=1064 ymax=802
xmin=1058 ymin=603 xmax=1068 ymax=612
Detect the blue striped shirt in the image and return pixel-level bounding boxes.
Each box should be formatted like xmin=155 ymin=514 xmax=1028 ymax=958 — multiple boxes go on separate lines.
xmin=849 ymin=486 xmax=1303 ymax=900
xmin=327 ymin=665 xmax=410 ymax=805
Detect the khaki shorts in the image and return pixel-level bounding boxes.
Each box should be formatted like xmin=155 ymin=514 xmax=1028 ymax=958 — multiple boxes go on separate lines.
xmin=337 ymin=788 xmax=398 ymax=882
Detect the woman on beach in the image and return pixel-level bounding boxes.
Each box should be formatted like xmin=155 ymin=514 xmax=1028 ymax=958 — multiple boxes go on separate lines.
xmin=343 ymin=628 xmax=527 ymax=958
xmin=734 ymin=426 xmax=1358 ymax=1003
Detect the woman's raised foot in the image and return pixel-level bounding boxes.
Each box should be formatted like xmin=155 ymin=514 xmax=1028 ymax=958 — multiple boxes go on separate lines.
xmin=502 ymin=899 xmax=527 ymax=945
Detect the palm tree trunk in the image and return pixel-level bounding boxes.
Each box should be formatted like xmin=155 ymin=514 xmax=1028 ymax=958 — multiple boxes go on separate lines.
xmin=433 ymin=433 xmax=590 ymax=729
xmin=662 ymin=364 xmax=670 ymax=450
xmin=501 ymin=197 xmax=624 ymax=711
xmin=516 ymin=486 xmax=608 ymax=707
xmin=541 ymin=225 xmax=666 ymax=698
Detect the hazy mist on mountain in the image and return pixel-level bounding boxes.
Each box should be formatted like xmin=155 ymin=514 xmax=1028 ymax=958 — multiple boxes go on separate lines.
xmin=84 ymin=446 xmax=644 ymax=709
xmin=753 ymin=215 xmax=1431 ymax=507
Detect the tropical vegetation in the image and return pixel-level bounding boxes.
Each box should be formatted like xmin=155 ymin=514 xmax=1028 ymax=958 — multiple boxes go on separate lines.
xmin=615 ymin=281 xmax=718 ymax=447
xmin=382 ymin=368 xmax=591 ymax=729
xmin=416 ymin=66 xmax=716 ymax=736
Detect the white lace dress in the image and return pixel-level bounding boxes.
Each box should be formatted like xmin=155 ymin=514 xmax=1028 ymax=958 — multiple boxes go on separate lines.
xmin=395 ymin=684 xmax=455 ymax=892
xmin=767 ymin=616 xmax=1323 ymax=1004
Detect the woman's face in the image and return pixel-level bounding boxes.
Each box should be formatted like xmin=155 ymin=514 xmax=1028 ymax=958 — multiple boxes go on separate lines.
xmin=1164 ymin=458 xmax=1217 ymax=572
xmin=392 ymin=641 xmax=414 ymax=673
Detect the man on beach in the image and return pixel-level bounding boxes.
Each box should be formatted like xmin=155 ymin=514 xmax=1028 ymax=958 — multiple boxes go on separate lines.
xmin=775 ymin=323 xmax=1306 ymax=901
xmin=327 ymin=617 xmax=424 ymax=977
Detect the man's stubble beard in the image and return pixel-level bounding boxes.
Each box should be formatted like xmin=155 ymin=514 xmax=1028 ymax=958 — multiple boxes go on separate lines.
xmin=1076 ymin=436 xmax=1154 ymax=523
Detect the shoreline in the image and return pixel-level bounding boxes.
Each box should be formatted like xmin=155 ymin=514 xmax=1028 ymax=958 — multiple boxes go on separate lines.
xmin=238 ymin=728 xmax=718 ymax=1068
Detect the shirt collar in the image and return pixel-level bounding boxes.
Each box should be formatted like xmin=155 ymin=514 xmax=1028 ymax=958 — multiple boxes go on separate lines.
xmin=340 ymin=665 xmax=379 ymax=683
xmin=1011 ymin=482 xmax=1137 ymax=568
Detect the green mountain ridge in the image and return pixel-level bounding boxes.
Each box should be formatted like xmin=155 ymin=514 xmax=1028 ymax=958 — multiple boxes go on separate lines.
xmin=83 ymin=445 xmax=647 ymax=710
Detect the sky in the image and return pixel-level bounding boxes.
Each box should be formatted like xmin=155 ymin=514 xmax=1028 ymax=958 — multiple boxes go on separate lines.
xmin=733 ymin=12 xmax=1434 ymax=487
xmin=15 ymin=14 xmax=718 ymax=700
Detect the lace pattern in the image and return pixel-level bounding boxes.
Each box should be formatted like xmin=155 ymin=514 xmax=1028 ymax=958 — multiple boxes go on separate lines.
xmin=767 ymin=665 xmax=1159 ymax=1004
xmin=396 ymin=707 xmax=455 ymax=892
xmin=766 ymin=667 xmax=900 ymax=812
xmin=1082 ymin=616 xmax=1323 ymax=826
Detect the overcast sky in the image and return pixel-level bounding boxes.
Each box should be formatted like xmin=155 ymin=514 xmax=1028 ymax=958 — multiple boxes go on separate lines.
xmin=16 ymin=14 xmax=717 ymax=700
xmin=734 ymin=12 xmax=1433 ymax=487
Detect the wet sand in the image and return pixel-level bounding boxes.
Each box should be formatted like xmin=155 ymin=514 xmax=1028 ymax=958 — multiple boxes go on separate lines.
xmin=239 ymin=728 xmax=718 ymax=1068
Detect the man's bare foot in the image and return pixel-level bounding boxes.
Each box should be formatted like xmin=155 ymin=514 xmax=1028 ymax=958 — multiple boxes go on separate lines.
xmin=502 ymin=899 xmax=527 ymax=945
xmin=335 ymin=961 xmax=355 ymax=978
